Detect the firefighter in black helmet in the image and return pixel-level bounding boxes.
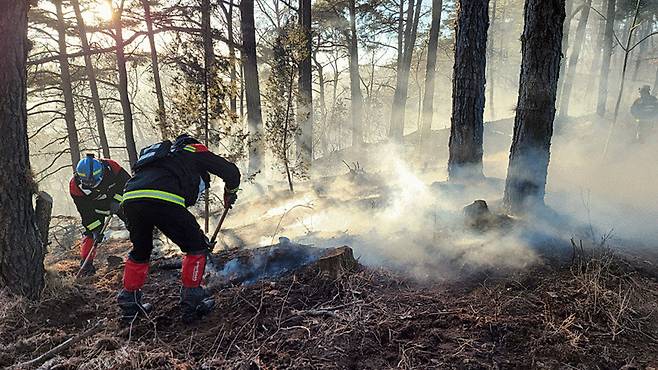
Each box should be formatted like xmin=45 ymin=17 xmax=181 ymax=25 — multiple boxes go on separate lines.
xmin=117 ymin=134 xmax=240 ymax=323
xmin=630 ymin=85 xmax=658 ymax=142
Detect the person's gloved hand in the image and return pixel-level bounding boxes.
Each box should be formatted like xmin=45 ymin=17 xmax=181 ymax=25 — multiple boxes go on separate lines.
xmin=223 ymin=189 xmax=238 ymax=209
xmin=92 ymin=231 xmax=105 ymax=244
xmin=204 ymin=236 xmax=216 ymax=252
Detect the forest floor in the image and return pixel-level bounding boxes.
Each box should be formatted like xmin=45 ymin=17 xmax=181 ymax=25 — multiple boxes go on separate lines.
xmin=2 ymin=234 xmax=658 ymax=369
xmin=4 ymin=115 xmax=658 ymax=369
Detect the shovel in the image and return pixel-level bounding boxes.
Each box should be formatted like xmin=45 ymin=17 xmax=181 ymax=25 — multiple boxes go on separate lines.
xmin=209 ymin=206 xmax=230 ymax=253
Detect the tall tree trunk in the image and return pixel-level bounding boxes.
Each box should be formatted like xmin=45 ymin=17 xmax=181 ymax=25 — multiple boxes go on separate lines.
xmin=596 ymin=0 xmax=616 ymax=116
xmin=240 ymin=0 xmax=264 ymax=175
xmin=448 ymin=0 xmax=490 ymax=180
xmin=419 ymin=0 xmax=443 ymax=146
xmin=558 ymin=0 xmax=592 ymax=119
xmin=141 ymin=0 xmax=167 ymax=139
xmin=487 ymin=0 xmax=497 ymax=121
xmin=112 ymin=6 xmax=138 ymax=167
xmin=396 ymin=0 xmax=405 ymax=70
xmin=503 ymin=0 xmax=565 ymax=213
xmin=201 ymin=0 xmax=213 ymax=233
xmin=603 ymin=0 xmax=641 ymax=156
xmin=54 ymin=0 xmax=81 ymax=168
xmin=296 ymin=0 xmax=313 ymax=169
xmin=0 ymin=0 xmax=46 ymax=299
xmin=70 ymin=0 xmax=110 ymax=158
xmin=585 ymin=0 xmax=606 ymax=109
xmin=631 ymin=22 xmax=649 ymax=82
xmin=388 ymin=0 xmax=423 ymax=141
xmin=654 ymin=64 xmax=658 ymax=93
xmin=224 ymin=1 xmax=238 ymax=115
xmin=556 ymin=0 xmax=574 ymax=107
xmin=314 ymin=54 xmax=329 ymax=157
xmin=348 ymin=0 xmax=364 ymax=147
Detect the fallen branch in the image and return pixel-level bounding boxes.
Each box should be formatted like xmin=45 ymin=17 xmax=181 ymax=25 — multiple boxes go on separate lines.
xmin=12 ymin=319 xmax=106 ymax=369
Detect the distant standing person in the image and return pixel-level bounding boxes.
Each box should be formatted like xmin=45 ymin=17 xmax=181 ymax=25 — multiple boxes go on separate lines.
xmin=630 ymin=85 xmax=658 ymax=142
xmin=70 ymin=154 xmax=130 ymax=276
xmin=117 ymin=134 xmax=240 ymax=323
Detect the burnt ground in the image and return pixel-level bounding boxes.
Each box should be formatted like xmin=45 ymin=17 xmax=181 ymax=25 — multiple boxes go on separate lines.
xmin=1 ymin=239 xmax=658 ymax=370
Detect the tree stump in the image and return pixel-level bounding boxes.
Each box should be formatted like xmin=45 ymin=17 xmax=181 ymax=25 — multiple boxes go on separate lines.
xmin=35 ymin=191 xmax=53 ymax=248
xmin=316 ymin=246 xmax=357 ymax=278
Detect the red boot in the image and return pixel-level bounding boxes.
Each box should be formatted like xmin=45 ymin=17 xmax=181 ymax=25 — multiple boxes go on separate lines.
xmin=180 ymin=253 xmax=215 ymax=323
xmin=117 ymin=259 xmax=151 ymax=322
xmin=79 ymin=236 xmax=96 ymax=276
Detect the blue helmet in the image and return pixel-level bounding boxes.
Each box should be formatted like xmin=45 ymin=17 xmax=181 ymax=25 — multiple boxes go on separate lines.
xmin=76 ymin=154 xmax=104 ymax=189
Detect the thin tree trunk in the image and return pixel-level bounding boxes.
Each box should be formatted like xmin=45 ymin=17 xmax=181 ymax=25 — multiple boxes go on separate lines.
xmin=558 ymin=0 xmax=592 ymax=119
xmin=503 ymin=0 xmax=565 ymax=213
xmin=70 ymin=0 xmax=110 ymax=158
xmin=448 ymin=0 xmax=490 ymax=180
xmin=201 ymin=0 xmax=212 ymax=233
xmin=654 ymin=64 xmax=658 ymax=93
xmin=556 ymin=0 xmax=575 ymax=107
xmin=487 ymin=0 xmax=497 ymax=121
xmin=54 ymin=0 xmax=81 ymax=168
xmin=397 ymin=0 xmax=404 ymax=69
xmin=420 ymin=0 xmax=443 ymax=147
xmin=314 ymin=55 xmax=329 ymax=157
xmin=283 ymin=71 xmax=295 ymax=193
xmin=388 ymin=0 xmax=423 ymax=141
xmin=631 ymin=22 xmax=649 ymax=82
xmin=296 ymin=0 xmax=313 ymax=169
xmin=112 ymin=5 xmax=138 ymax=167
xmin=0 ymin=0 xmax=46 ymax=299
xmin=596 ymin=0 xmax=616 ymax=116
xmin=603 ymin=0 xmax=641 ymax=155
xmin=141 ymin=0 xmax=167 ymax=139
xmin=585 ymin=0 xmax=605 ymax=109
xmin=225 ymin=1 xmax=238 ymax=115
xmin=348 ymin=0 xmax=365 ymax=147
xmin=240 ymin=0 xmax=264 ymax=175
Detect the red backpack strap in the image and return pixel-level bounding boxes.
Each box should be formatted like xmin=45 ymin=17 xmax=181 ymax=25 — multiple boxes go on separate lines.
xmin=181 ymin=143 xmax=209 ymax=153
xmin=103 ymin=159 xmax=124 ymax=175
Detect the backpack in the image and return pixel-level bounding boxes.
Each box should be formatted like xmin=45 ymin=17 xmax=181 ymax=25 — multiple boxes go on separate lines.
xmin=133 ymin=140 xmax=173 ymax=171
xmin=133 ymin=134 xmax=202 ymax=172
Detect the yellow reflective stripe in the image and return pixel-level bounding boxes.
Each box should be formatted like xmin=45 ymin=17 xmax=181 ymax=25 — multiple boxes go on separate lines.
xmin=77 ymin=172 xmax=86 ymax=177
xmin=183 ymin=145 xmax=196 ymax=152
xmin=95 ymin=209 xmax=111 ymax=215
xmin=113 ymin=194 xmax=124 ymax=202
xmin=123 ymin=189 xmax=185 ymax=206
xmin=87 ymin=220 xmax=102 ymax=230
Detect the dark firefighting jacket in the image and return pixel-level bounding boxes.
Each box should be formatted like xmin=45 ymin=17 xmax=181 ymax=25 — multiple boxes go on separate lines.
xmin=631 ymin=95 xmax=658 ymax=121
xmin=122 ymin=143 xmax=240 ymax=208
xmin=69 ymin=159 xmax=131 ymax=234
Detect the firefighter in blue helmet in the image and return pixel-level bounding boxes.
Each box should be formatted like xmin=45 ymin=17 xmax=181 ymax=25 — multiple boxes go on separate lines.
xmin=70 ymin=154 xmax=130 ymax=275
xmin=630 ymin=85 xmax=658 ymax=142
xmin=117 ymin=134 xmax=240 ymax=323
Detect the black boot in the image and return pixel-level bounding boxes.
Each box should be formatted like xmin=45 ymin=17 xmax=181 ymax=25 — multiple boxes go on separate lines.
xmin=180 ymin=287 xmax=215 ymax=324
xmin=79 ymin=260 xmax=96 ymax=276
xmin=117 ymin=289 xmax=153 ymax=323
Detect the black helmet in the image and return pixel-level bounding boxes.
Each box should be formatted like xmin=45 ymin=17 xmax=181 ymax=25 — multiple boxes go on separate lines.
xmin=173 ymin=133 xmax=201 ymax=150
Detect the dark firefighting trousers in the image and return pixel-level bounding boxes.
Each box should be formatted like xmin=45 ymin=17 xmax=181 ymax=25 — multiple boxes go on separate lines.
xmin=121 ymin=200 xmax=208 ymax=291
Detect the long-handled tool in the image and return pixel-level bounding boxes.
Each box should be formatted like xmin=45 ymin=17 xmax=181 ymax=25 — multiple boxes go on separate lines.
xmin=76 ymin=216 xmax=113 ymax=279
xmin=209 ymin=206 xmax=230 ymax=253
